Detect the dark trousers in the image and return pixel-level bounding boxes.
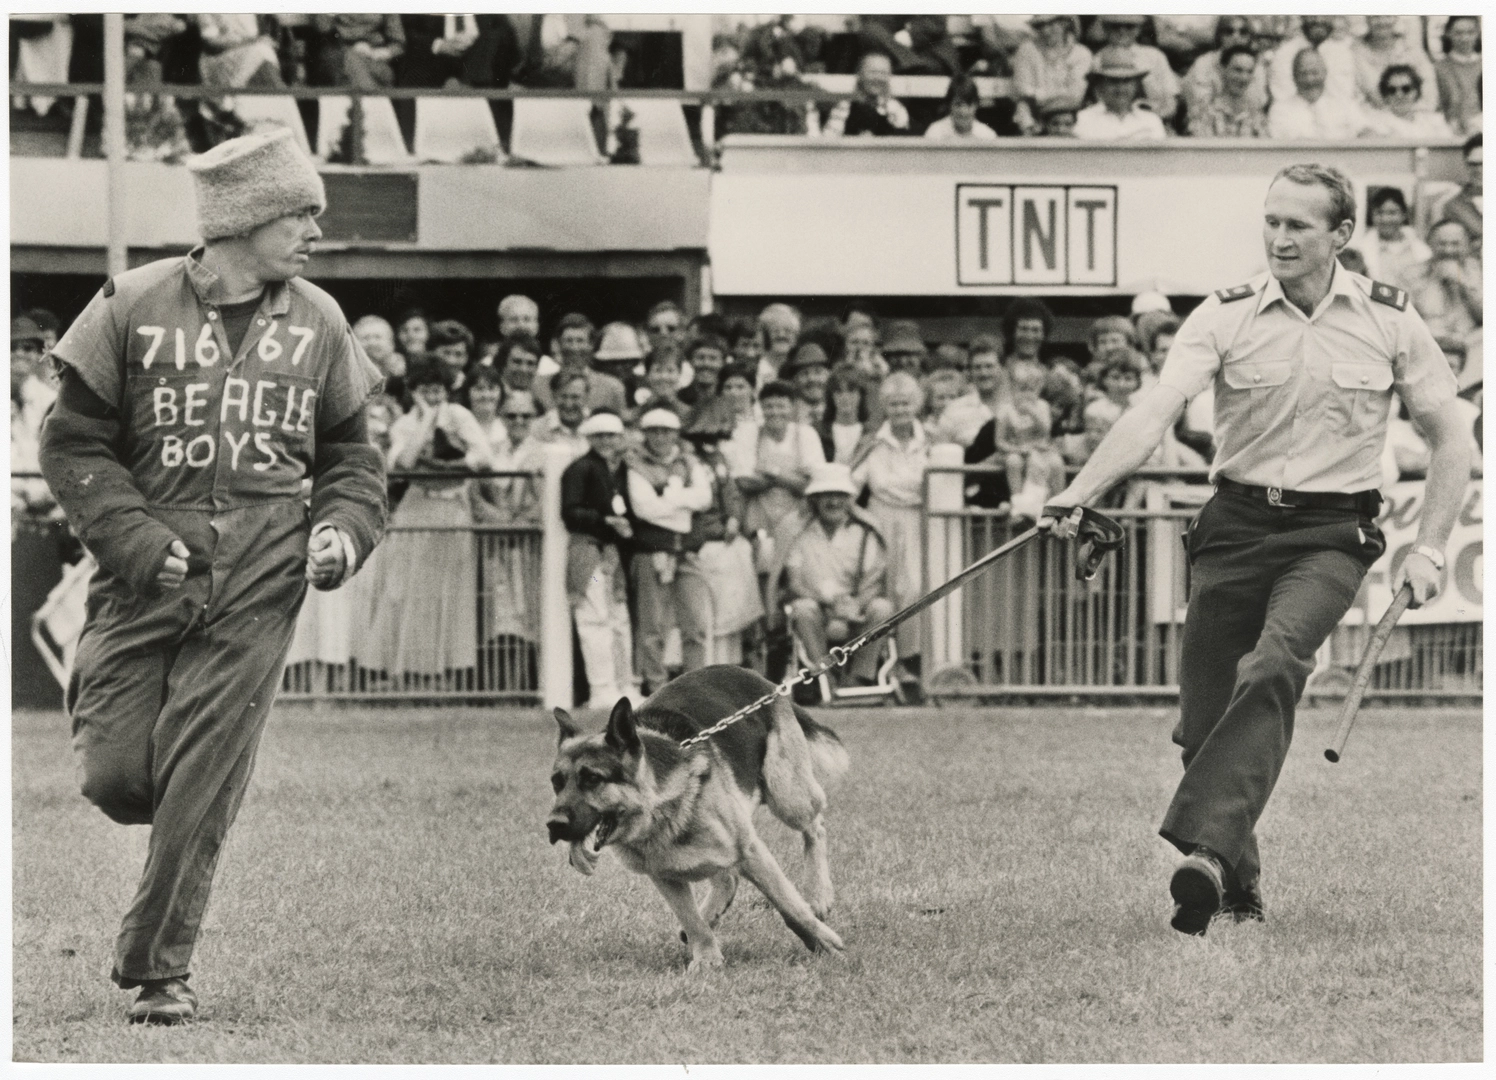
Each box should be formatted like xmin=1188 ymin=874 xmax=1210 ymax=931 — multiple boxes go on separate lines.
xmin=1159 ymin=489 xmax=1384 ymax=888
xmin=68 ymin=502 xmax=309 ymax=987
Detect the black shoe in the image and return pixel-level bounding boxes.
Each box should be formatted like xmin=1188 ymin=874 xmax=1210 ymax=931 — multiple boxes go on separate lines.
xmin=128 ymin=977 xmax=197 ymax=1025
xmin=1223 ymin=879 xmax=1265 ymax=923
xmin=1169 ymin=846 xmax=1226 ymax=936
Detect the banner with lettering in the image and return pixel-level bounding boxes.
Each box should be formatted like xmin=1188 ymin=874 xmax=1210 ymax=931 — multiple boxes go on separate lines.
xmin=1352 ymin=480 xmax=1483 ymax=625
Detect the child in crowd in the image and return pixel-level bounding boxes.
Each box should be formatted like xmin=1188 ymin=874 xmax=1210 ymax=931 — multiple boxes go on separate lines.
xmin=635 ymin=341 xmax=690 ymax=420
xmin=1082 ymin=353 xmax=1144 ymax=457
xmin=995 ymin=359 xmax=1063 ymax=515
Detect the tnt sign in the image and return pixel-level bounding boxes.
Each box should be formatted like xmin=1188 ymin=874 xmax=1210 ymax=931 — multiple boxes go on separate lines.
xmin=956 ymin=184 xmax=1117 ymax=287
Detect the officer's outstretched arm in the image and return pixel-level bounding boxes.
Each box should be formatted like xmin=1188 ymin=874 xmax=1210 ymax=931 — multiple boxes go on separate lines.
xmin=1045 ymin=385 xmax=1188 ymax=515
xmin=1397 ymin=398 xmax=1475 ymax=605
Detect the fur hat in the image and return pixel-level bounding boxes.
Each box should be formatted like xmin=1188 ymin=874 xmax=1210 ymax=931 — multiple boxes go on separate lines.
xmin=186 ymin=129 xmax=326 ymax=240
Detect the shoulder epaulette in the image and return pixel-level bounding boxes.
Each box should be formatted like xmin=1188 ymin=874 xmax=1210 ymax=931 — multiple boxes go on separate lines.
xmin=1214 ymin=283 xmax=1256 ymax=303
xmin=1369 ymin=280 xmax=1408 ymax=311
xmin=102 ymin=277 xmax=116 ymax=298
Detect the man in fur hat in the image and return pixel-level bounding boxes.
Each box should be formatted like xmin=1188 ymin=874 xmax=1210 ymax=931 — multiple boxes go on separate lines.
xmin=38 ymin=128 xmax=387 ymax=1024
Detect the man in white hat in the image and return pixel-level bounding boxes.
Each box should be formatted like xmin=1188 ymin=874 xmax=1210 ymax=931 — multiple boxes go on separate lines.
xmin=560 ymin=410 xmax=640 ymax=708
xmin=38 ymin=128 xmax=387 ymax=1023
xmin=1074 ymin=47 xmax=1167 ymax=141
xmin=782 ymin=463 xmax=894 ymax=688
xmin=624 ymin=407 xmax=715 ymax=692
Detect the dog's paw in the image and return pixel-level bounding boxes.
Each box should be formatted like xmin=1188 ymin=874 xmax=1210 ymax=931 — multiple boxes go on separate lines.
xmin=810 ymin=898 xmax=834 ymax=922
xmin=812 ymin=922 xmax=846 ymax=955
xmin=686 ymin=946 xmax=725 ymax=974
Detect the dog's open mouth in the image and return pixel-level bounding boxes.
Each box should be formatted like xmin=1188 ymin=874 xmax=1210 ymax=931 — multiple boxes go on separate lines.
xmin=567 ymin=814 xmax=619 ymax=876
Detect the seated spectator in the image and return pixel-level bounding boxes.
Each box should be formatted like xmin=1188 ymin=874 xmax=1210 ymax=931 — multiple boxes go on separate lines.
xmin=1012 ymin=15 xmax=1092 ymax=136
xmin=880 ymin=320 xmax=929 ymax=376
xmin=822 ymin=47 xmax=910 ymax=137
xmin=122 ymin=15 xmax=191 ymax=162
xmin=783 ymin=464 xmax=896 ymax=689
xmin=1152 ymin=16 xmax=1220 ymax=75
xmin=1268 ymin=16 xmax=1357 ymax=110
xmin=427 ymin=320 xmax=475 ymax=396
xmin=370 ymin=358 xmax=492 ymax=688
xmin=1075 ymin=49 xmax=1168 ymax=141
xmin=797 ymin=316 xmax=847 ymax=369
xmin=680 ymin=332 xmax=728 ymax=410
xmin=755 ymin=303 xmax=802 ymax=386
xmin=1183 ymin=18 xmax=1266 ymax=121
xmin=496 ymin=294 xmax=558 ymax=377
xmin=1354 ymin=15 xmax=1439 ymax=115
xmin=1086 ymin=315 xmax=1139 ymax=369
xmin=536 ymin=370 xmax=592 ymax=463
xmin=1037 ymin=97 xmax=1082 ymax=135
xmin=626 ymin=409 xmax=715 ymax=694
xmin=312 ymin=14 xmax=405 ymax=90
xmin=1370 ymin=65 xmax=1454 ymax=138
xmin=740 ymin=380 xmax=827 ymax=561
xmin=1092 ymin=14 xmax=1179 ymax=125
xmin=634 ymin=341 xmax=690 ymax=421
xmin=534 ymin=314 xmax=628 ymax=416
xmin=11 ymin=316 xmax=56 ymax=440
xmin=560 ymin=410 xmax=639 ymax=709
xmin=399 ymin=14 xmax=480 ymax=90
xmin=396 ymin=308 xmax=430 ymax=359
xmin=1269 ymin=48 xmax=1375 ymax=139
xmin=1435 ymin=16 xmax=1482 ymax=136
xmin=24 ymin=308 xmax=60 ymax=352
xmin=1411 ymin=219 xmax=1483 ymax=386
xmin=1442 ymin=134 xmax=1484 ymax=257
xmin=850 ymin=372 xmax=930 ymax=664
xmin=1185 ymin=44 xmax=1267 ymax=136
xmin=1083 ymin=352 xmax=1145 ymax=450
xmin=197 ymin=15 xmax=284 ymax=89
xmin=1361 ymin=187 xmax=1432 ymax=292
xmin=820 ymin=364 xmax=871 ymax=464
xmin=783 ymin=342 xmax=832 ymax=425
xmin=925 ymin=75 xmax=998 ymax=140
xmin=843 ymin=319 xmax=886 ymax=383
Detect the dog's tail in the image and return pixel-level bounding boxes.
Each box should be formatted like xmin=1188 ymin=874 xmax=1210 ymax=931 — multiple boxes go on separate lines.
xmin=794 ymin=706 xmax=850 ymax=788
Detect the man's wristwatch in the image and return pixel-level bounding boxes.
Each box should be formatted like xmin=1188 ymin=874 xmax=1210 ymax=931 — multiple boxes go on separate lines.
xmin=1410 ymin=544 xmax=1445 ymax=571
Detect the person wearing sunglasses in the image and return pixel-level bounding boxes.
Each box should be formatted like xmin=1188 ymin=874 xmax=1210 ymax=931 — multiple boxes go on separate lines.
xmin=1370 ymin=65 xmax=1454 ymax=138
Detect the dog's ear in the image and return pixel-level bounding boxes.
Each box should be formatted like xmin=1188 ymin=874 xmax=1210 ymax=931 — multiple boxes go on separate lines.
xmin=554 ymin=707 xmax=581 ymax=744
xmin=604 ymin=696 xmax=641 ymax=755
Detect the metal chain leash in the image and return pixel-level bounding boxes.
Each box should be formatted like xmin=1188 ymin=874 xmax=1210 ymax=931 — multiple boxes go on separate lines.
xmin=674 ymin=506 xmax=1126 ymax=750
xmin=677 ymin=645 xmax=850 ymax=749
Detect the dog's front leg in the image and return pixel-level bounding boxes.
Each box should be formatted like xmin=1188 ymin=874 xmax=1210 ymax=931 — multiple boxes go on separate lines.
xmin=653 ymin=877 xmax=724 ymax=972
xmin=740 ymin=836 xmax=846 ymax=955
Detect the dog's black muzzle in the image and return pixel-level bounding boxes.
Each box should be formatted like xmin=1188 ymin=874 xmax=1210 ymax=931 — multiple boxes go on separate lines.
xmin=546 ymin=814 xmax=573 ymax=844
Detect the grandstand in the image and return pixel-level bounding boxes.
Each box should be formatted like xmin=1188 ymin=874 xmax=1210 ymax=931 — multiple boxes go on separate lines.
xmin=11 ymin=14 xmax=1483 ymax=709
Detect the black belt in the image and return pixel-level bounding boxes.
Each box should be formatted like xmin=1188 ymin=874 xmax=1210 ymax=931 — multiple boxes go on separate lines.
xmin=1216 ymin=478 xmax=1380 ymax=515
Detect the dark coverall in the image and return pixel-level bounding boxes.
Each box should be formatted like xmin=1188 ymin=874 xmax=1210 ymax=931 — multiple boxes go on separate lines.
xmin=1150 ymin=268 xmax=1458 ymax=892
xmin=38 ymin=251 xmax=387 ymax=987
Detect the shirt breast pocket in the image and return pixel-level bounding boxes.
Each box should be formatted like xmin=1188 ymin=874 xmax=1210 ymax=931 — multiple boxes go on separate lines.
xmin=1327 ymin=361 xmax=1394 ymax=431
xmin=1219 ymin=359 xmax=1291 ymax=425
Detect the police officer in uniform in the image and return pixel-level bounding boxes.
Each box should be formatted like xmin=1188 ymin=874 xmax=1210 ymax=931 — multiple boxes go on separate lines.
xmin=1041 ymin=164 xmax=1471 ymax=935
xmin=39 ymin=130 xmax=387 ymax=1021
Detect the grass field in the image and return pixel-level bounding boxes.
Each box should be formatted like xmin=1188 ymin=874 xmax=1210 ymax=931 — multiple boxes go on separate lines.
xmin=11 ymin=702 xmax=1482 ymax=1064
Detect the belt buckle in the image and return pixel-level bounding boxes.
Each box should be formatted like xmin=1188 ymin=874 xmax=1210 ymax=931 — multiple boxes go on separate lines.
xmin=1267 ymin=486 xmax=1283 ymax=506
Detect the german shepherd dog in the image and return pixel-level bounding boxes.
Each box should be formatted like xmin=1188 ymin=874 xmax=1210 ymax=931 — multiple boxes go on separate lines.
xmin=546 ymin=665 xmax=849 ymax=971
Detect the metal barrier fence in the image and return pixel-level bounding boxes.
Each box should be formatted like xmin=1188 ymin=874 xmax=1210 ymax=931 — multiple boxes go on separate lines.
xmin=277 ymin=473 xmax=546 ymax=702
xmin=920 ymin=465 xmax=1482 ymax=701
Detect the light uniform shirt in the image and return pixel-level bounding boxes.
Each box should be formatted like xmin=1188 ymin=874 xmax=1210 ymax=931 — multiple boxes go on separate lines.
xmin=923 ymin=116 xmax=999 ymax=140
xmin=784 ymin=517 xmax=886 ymax=608
xmin=1267 ymin=93 xmax=1370 ymax=139
xmin=1156 ymin=266 xmax=1458 ymax=493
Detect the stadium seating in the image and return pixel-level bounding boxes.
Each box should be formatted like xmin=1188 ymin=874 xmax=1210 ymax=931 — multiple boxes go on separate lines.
xmin=413 ymin=96 xmax=502 ymax=163
xmin=509 ymin=98 xmax=607 ymax=167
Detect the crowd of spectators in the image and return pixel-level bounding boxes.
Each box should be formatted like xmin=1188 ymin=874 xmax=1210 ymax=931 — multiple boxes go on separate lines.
xmin=12 ymin=15 xmax=1480 ymax=158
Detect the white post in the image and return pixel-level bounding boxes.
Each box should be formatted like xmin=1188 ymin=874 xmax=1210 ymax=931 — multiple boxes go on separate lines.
xmin=102 ymin=13 xmax=127 ymax=278
xmin=540 ymin=444 xmax=574 ymax=710
xmin=925 ymin=444 xmax=966 ymax=675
